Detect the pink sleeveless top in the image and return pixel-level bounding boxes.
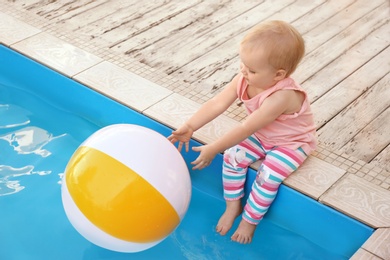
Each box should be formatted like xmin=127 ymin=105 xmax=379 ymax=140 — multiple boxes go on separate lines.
xmin=237 ymin=75 xmax=317 ymax=154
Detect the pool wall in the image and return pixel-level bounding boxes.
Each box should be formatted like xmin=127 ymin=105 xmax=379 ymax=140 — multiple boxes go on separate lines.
xmin=0 ymin=44 xmax=374 ymax=258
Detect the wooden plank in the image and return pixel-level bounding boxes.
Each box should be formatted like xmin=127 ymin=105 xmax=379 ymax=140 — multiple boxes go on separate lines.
xmin=73 ymin=1 xmax=171 ymax=43
xmin=294 ymin=2 xmax=389 ymax=84
xmin=188 ymin=0 xmax=364 ymax=93
xmin=169 ymin=0 xmax=324 ymax=89
xmin=9 ymin=0 xmax=44 ymax=10
xmin=292 ymin=0 xmax=356 ymax=35
xmin=36 ymin=1 xmax=135 ymax=26
xmin=26 ymin=0 xmax=87 ymax=17
xmin=303 ymin=21 xmax=389 ymax=102
xmin=121 ymin=0 xmax=262 ymax=63
xmin=145 ymin=0 xmax=298 ymax=75
xmin=312 ymin=46 xmax=390 ymax=129
xmin=317 ymin=71 xmax=390 ymax=150
xmin=301 ymin=0 xmax=385 ymax=55
xmin=111 ymin=0 xmax=244 ymax=57
xmin=342 ymin=105 xmax=390 ymax=163
xmin=70 ymin=0 xmax=187 ymax=38
xmin=107 ymin=1 xmax=203 ymax=50
xmin=30 ymin=0 xmax=108 ymax=22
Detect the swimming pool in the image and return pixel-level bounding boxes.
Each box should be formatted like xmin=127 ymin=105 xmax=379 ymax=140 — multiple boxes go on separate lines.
xmin=0 ymin=44 xmax=373 ymax=259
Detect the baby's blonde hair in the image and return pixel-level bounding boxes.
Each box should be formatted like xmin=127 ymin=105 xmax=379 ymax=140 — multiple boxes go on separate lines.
xmin=241 ymin=20 xmax=305 ymax=77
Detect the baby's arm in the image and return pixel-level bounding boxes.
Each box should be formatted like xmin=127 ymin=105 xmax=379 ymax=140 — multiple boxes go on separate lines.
xmin=191 ymin=90 xmax=293 ymax=169
xmin=168 ymin=74 xmax=240 ymax=151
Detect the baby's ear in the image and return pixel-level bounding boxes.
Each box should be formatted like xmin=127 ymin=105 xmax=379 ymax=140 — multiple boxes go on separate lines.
xmin=274 ymin=69 xmax=287 ymax=81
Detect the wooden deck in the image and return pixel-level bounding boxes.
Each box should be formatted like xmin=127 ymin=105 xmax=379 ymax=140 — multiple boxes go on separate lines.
xmin=7 ymin=0 xmax=390 ymax=170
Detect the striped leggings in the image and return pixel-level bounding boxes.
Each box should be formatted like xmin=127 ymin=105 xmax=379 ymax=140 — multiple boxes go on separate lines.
xmin=222 ymin=135 xmax=308 ymax=225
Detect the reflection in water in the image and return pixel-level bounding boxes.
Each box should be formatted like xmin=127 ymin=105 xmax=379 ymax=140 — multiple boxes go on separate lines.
xmin=0 ymin=126 xmax=66 ymax=157
xmin=0 ymin=102 xmax=67 ymax=196
xmin=0 ymin=165 xmax=51 ymax=196
xmin=58 ymin=173 xmax=64 ymax=185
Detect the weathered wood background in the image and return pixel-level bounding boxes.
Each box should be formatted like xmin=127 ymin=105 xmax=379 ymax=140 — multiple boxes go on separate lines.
xmin=7 ymin=0 xmax=390 ymax=170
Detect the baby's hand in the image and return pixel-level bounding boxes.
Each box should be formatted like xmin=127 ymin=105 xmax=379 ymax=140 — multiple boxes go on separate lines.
xmin=168 ymin=124 xmax=194 ymax=152
xmin=191 ymin=145 xmax=217 ymax=170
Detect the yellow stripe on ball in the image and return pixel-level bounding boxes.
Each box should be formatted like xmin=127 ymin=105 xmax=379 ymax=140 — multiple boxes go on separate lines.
xmin=65 ymin=146 xmax=180 ymax=243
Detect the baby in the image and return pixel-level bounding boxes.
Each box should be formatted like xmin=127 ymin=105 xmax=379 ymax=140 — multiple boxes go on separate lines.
xmin=168 ymin=20 xmax=317 ymax=244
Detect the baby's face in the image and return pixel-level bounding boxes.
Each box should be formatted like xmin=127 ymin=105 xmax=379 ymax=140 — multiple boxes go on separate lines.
xmin=239 ymin=45 xmax=279 ymax=91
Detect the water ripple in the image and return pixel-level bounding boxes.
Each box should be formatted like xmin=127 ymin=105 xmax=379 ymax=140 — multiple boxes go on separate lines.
xmin=0 ymin=126 xmax=66 ymax=157
xmin=0 ymin=165 xmax=51 ymax=196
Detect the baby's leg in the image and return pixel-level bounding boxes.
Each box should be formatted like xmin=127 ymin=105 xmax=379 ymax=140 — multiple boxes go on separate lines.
xmin=217 ymin=136 xmax=265 ymax=236
xmin=232 ymin=147 xmax=308 ymax=243
xmin=216 ymin=199 xmax=242 ymax=236
xmin=230 ymin=173 xmax=280 ymax=244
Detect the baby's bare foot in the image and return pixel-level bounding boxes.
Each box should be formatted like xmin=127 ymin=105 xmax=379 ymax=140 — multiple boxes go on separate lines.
xmin=216 ymin=200 xmax=242 ymax=236
xmin=231 ymin=219 xmax=256 ymax=244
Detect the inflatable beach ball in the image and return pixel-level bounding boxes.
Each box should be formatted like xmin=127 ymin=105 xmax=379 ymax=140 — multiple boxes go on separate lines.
xmin=61 ymin=124 xmax=191 ymax=253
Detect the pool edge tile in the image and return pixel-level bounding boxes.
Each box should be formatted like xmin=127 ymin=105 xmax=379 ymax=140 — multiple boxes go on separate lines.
xmin=350 ymin=248 xmax=383 ymax=260
xmin=144 ymin=93 xmax=240 ymax=144
xmin=74 ymin=61 xmax=173 ymax=112
xmin=10 ymin=32 xmax=102 ymax=77
xmin=361 ymin=228 xmax=390 ymax=259
xmin=0 ymin=12 xmax=41 ymax=45
xmin=284 ymin=156 xmax=346 ymax=200
xmin=319 ymin=174 xmax=390 ymax=228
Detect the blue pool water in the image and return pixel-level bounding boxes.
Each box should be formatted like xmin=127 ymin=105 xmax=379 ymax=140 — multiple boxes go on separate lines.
xmin=0 ymin=45 xmax=373 ymax=259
